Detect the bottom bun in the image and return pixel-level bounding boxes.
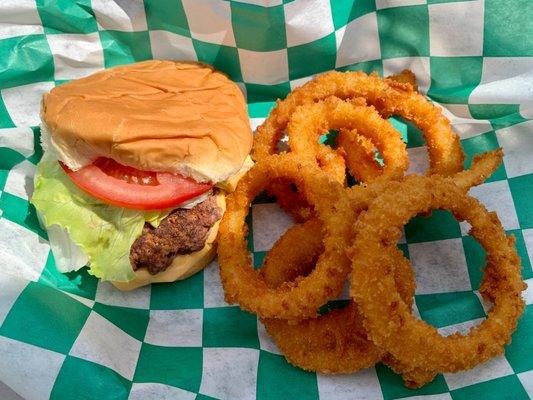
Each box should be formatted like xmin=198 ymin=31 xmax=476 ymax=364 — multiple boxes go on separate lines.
xmin=111 ymin=193 xmax=226 ymax=291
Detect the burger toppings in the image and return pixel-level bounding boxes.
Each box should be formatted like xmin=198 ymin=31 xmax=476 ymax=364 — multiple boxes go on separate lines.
xmin=130 ymin=192 xmax=223 ymax=274
xmin=60 ymin=157 xmax=213 ymax=211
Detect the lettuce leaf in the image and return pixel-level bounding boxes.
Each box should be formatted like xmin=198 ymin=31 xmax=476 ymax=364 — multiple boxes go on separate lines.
xmin=31 ymin=159 xmax=171 ymax=281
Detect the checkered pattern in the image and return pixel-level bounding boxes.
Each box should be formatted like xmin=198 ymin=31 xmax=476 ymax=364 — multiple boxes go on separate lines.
xmin=0 ymin=0 xmax=532 ymax=399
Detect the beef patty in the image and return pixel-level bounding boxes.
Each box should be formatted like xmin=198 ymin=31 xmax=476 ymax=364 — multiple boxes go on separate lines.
xmin=130 ymin=192 xmax=223 ymax=275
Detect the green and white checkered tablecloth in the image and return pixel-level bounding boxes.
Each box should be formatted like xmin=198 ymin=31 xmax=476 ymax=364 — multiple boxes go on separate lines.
xmin=0 ymin=0 xmax=532 ymax=399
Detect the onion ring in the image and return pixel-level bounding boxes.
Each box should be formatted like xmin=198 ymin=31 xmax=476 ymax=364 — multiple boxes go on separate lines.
xmin=349 ymin=174 xmax=525 ymax=376
xmin=260 ymin=220 xmax=415 ymax=373
xmin=218 ymin=153 xmax=355 ymax=320
xmin=253 ymin=70 xmax=464 ymax=176
xmin=288 ymin=97 xmax=408 ymax=182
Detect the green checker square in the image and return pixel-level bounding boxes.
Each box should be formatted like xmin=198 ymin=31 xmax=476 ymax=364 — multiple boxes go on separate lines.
xmin=377 ymin=5 xmax=429 ymax=59
xmin=450 ymin=374 xmax=529 ymax=400
xmin=100 ymin=31 xmax=152 ymax=68
xmin=489 ymin=112 xmax=527 ymax=132
xmin=508 ymin=174 xmax=533 ymax=229
xmin=428 ymin=57 xmax=483 ymax=104
xmin=50 ymin=356 xmax=131 ymax=400
xmin=27 ymin=126 xmax=44 ymax=165
xmin=38 ymin=253 xmax=98 ymax=300
xmin=330 ymin=0 xmax=376 ymax=29
xmin=415 ymin=291 xmax=486 ymax=328
xmin=37 ymin=0 xmax=98 ymax=34
xmin=0 ymin=96 xmax=15 ymax=128
xmin=196 ymin=395 xmax=218 ymax=400
xmin=253 ymin=251 xmax=267 ymax=269
xmin=134 ymin=343 xmax=202 ymax=393
xmin=150 ymin=269 xmax=203 ymax=310
xmin=231 ymin=2 xmax=286 ymax=51
xmin=287 ymin=33 xmax=336 ymax=80
xmin=336 ymin=59 xmax=383 ymax=76
xmin=203 ymin=307 xmax=259 ymax=348
xmin=0 ymin=35 xmax=54 ymax=90
xmin=257 ymin=351 xmax=319 ymax=400
xmin=144 ymin=0 xmax=190 ymax=36
xmin=246 ymin=212 xmax=254 ymax=252
xmin=468 ymin=104 xmax=521 ymax=125
xmin=193 ymin=39 xmax=242 ymax=82
xmin=248 ymin=101 xmax=276 ymax=118
xmin=463 ymin=229 xmax=532 ymax=291
xmin=245 ymin=82 xmax=291 ymax=104
xmin=0 ymin=149 xmax=25 ymax=191
xmin=388 ymin=117 xmax=408 ymax=143
xmin=0 ymin=192 xmax=47 ymax=239
xmin=405 ymin=210 xmax=461 ymax=244
xmin=504 ymin=304 xmax=533 ymax=373
xmin=484 ymin=0 xmax=533 ymax=56
xmin=376 ymin=362 xmax=448 ymax=400
xmin=403 ymin=119 xmax=426 ymax=148
xmin=0 ymin=281 xmax=91 ymax=354
xmin=93 ymin=303 xmax=149 ymax=341
xmin=462 ymin=131 xmax=506 ymax=183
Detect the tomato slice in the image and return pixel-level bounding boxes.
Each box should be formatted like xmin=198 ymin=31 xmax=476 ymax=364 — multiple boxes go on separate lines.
xmin=61 ymin=158 xmax=213 ymax=210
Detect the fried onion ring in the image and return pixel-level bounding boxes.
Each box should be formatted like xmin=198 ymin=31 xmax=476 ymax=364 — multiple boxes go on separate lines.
xmin=253 ymin=70 xmax=464 ymax=176
xmin=218 ymin=154 xmax=355 ymax=320
xmin=349 ymin=174 xmax=525 ymax=375
xmin=260 ymin=222 xmax=415 ymax=373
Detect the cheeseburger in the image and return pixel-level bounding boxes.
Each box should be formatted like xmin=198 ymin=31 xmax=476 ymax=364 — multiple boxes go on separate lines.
xmin=31 ymin=60 xmax=253 ymax=290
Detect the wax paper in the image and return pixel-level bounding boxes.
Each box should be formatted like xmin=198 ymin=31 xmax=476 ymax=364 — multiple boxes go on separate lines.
xmin=0 ymin=1 xmax=532 ymax=399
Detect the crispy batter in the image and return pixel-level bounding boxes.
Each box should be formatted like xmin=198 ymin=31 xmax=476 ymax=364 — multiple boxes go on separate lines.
xmin=218 ymin=154 xmax=355 ymax=320
xmin=349 ymin=174 xmax=525 ymax=377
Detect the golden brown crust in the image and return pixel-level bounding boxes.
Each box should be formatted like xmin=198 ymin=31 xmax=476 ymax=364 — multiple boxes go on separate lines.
xmin=42 ymin=60 xmax=252 ymax=183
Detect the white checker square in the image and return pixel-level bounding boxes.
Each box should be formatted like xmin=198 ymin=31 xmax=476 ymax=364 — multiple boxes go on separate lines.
xmin=0 ymin=380 xmax=22 ymax=400
xmin=289 ymin=75 xmax=314 ymax=91
xmin=0 ymin=336 xmax=65 ymax=400
xmin=203 ymin=259 xmax=229 ymax=308
xmin=452 ymin=120 xmax=493 ymax=140
xmin=46 ymin=33 xmax=104 ymax=80
xmin=0 ymin=218 xmax=49 ymax=282
xmin=522 ymin=278 xmax=533 ymax=305
xmin=383 ymin=57 xmax=430 ymax=93
xmin=429 ymin=0 xmax=483 ymax=56
xmin=467 ymin=180 xmax=520 ymax=231
xmin=0 ymin=0 xmax=43 ymax=40
xmin=474 ymin=291 xmax=492 ymax=314
xmin=496 ymin=120 xmax=533 ymax=178
xmin=238 ymin=48 xmax=289 ymax=85
xmin=200 ymin=348 xmax=259 ymax=400
xmin=70 ymin=311 xmax=141 ymax=380
xmin=257 ymin=320 xmax=282 ymax=355
xmin=437 ymin=318 xmax=485 ymax=337
xmin=520 ymin=104 xmax=533 ymax=119
xmin=149 ymin=30 xmax=197 ymax=61
xmin=0 ymin=127 xmax=34 ymax=157
xmin=249 ymin=117 xmax=265 ymax=133
xmin=444 ymin=355 xmax=513 ymax=390
xmin=232 ymin=0 xmax=282 ymax=5
xmin=181 ymin=0 xmax=235 ymax=46
xmin=1 ymin=81 xmax=54 ymax=127
xmin=63 ymin=291 xmax=95 ymax=309
xmin=524 ymin=229 xmax=533 ymax=274
xmin=145 ymin=309 xmax=202 ymax=347
xmin=406 ymin=146 xmax=430 ymax=175
xmin=252 ymin=202 xmax=293 ymax=251
xmin=469 ymin=57 xmax=533 ymax=104
xmin=376 ymin=0 xmax=426 ymax=9
xmin=317 ymin=368 xmax=383 ymax=400
xmin=335 ymin=13 xmax=381 ymax=68
xmin=4 ymin=160 xmax=35 ymax=200
xmin=0 ymin=273 xmax=28 ymax=327
xmin=518 ymin=370 xmax=533 ymax=398
xmin=92 ymin=0 xmax=147 ymax=32
xmin=408 ymin=238 xmax=471 ymax=295
xmin=443 ymin=104 xmax=473 ymax=119
xmin=95 ymin=281 xmax=150 ymax=309
xmin=284 ymin=0 xmax=334 ymax=47
xmin=129 ymin=383 xmax=196 ymax=400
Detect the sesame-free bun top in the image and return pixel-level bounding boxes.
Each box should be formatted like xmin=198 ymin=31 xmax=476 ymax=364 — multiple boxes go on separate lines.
xmin=41 ymin=60 xmax=252 ymax=183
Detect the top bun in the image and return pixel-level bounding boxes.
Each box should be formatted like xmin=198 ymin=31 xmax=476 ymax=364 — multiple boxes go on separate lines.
xmin=41 ymin=60 xmax=252 ymax=183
